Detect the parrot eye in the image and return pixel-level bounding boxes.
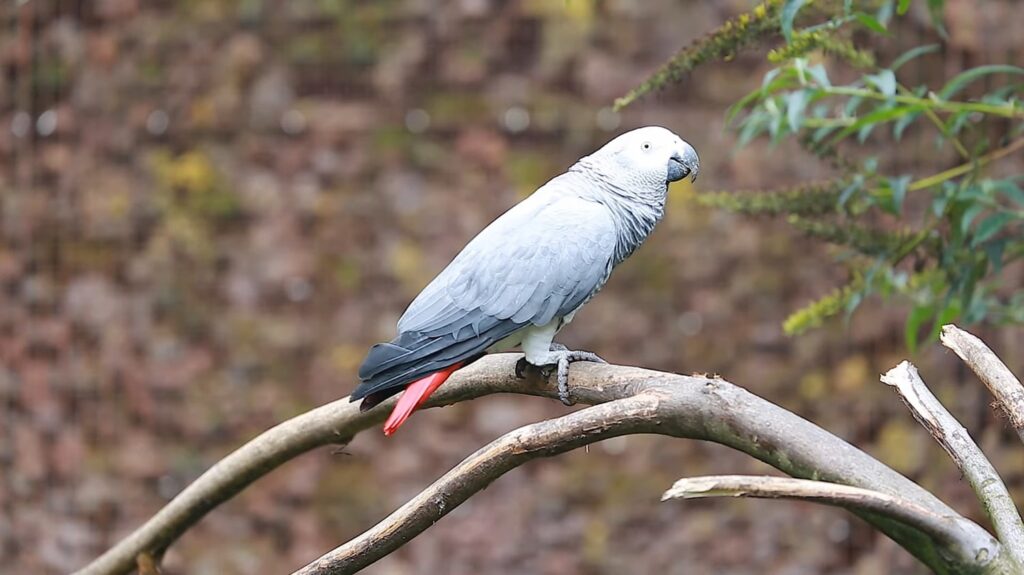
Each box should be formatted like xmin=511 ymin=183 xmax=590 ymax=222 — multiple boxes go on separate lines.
xmin=641 ymin=142 xmax=652 ymax=151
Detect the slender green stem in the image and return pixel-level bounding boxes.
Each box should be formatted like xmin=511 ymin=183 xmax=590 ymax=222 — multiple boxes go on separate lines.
xmin=909 ymin=137 xmax=1024 ymax=192
xmin=892 ymin=223 xmax=938 ymax=263
xmin=856 ymin=138 xmax=1023 ymax=266
xmin=896 ymin=83 xmax=971 ymax=160
xmin=802 ymin=117 xmax=856 ymax=128
xmin=824 ymin=86 xmax=1024 ymax=119
xmin=924 ymin=107 xmax=971 ymax=160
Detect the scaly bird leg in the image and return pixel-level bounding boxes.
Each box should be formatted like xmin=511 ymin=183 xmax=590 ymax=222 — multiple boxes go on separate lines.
xmin=514 ymin=343 xmax=606 ymax=406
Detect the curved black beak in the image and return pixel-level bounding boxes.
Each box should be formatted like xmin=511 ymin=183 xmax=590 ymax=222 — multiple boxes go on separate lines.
xmin=667 ymin=143 xmax=700 ymax=184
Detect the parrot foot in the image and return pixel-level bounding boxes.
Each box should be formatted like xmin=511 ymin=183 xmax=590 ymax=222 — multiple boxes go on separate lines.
xmin=515 ymin=344 xmax=570 ymax=379
xmin=514 ymin=347 xmax=605 ymax=406
xmin=545 ymin=349 xmax=605 ymax=406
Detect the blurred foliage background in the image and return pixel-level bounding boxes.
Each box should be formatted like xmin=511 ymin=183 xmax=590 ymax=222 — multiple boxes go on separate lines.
xmin=1 ymin=1 xmax=1022 ymax=574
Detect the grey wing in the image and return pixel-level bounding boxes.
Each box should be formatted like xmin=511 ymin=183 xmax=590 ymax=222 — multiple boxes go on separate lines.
xmin=401 ymin=194 xmax=617 ymax=334
xmin=352 ymin=194 xmax=616 ymax=402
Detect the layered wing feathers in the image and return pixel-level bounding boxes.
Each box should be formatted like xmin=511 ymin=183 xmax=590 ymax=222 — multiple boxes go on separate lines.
xmin=352 ymin=189 xmax=616 ymax=403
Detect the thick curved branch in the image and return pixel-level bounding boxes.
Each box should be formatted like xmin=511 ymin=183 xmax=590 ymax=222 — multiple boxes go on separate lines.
xmin=77 ymin=355 xmax=1007 ymax=575
xmin=882 ymin=361 xmax=1024 ymax=566
xmin=663 ymin=475 xmax=976 ymax=552
xmin=295 ymin=369 xmax=1007 ymax=575
xmin=294 ymin=390 xmax=1004 ymax=575
xmin=294 ymin=395 xmax=665 ymax=574
xmin=940 ymin=324 xmax=1024 ymax=444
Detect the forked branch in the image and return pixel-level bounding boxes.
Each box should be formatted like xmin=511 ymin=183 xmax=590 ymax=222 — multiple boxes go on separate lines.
xmin=294 ymin=395 xmax=665 ymax=574
xmin=76 ymin=356 xmax=1010 ymax=575
xmin=881 ymin=360 xmax=1024 ymax=566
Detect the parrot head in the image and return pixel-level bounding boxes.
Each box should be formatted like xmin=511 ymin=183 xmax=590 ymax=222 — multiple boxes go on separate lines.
xmin=589 ymin=126 xmax=700 ymax=188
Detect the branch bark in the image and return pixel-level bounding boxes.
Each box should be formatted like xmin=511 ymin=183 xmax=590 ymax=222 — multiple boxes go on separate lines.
xmin=77 ymin=355 xmax=1011 ymax=575
xmin=881 ymin=360 xmax=1024 ymax=567
xmin=662 ymin=475 xmax=982 ymax=553
xmin=940 ymin=324 xmax=1024 ymax=444
xmin=294 ymin=395 xmax=665 ymax=574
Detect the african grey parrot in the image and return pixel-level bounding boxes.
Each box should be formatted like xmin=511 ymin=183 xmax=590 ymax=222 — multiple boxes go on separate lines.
xmin=352 ymin=126 xmax=699 ymax=435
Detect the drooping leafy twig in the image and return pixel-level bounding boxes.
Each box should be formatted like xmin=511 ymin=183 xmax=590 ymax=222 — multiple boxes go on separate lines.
xmin=696 ymin=180 xmax=843 ymax=216
xmin=787 ymin=216 xmax=917 ymax=257
xmin=614 ymin=0 xmax=784 ymax=110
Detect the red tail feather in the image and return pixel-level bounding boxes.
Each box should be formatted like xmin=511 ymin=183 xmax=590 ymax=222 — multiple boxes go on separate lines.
xmin=382 ymin=362 xmax=464 ymax=436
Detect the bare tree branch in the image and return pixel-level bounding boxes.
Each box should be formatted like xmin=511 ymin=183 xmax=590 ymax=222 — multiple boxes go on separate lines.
xmin=881 ymin=360 xmax=1024 ymax=566
xmin=940 ymin=324 xmax=1024 ymax=444
xmin=77 ymin=356 xmax=1010 ymax=575
xmin=293 ymin=395 xmax=665 ymax=575
xmin=294 ymin=389 xmax=1006 ymax=575
xmin=663 ymin=475 xmax=981 ymax=553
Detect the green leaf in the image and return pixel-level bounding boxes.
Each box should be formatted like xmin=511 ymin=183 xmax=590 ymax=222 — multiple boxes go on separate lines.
xmin=831 ymin=104 xmax=921 ymax=144
xmin=926 ymin=0 xmax=948 ymax=38
xmin=983 ymin=239 xmax=1006 ymax=273
xmin=990 ymin=83 xmax=1024 ymax=101
xmin=962 ymin=285 xmax=987 ymax=324
xmin=928 ymin=302 xmax=961 ymax=343
xmin=844 ymin=95 xmax=864 ymax=116
xmin=786 ymin=90 xmax=809 ymax=132
xmin=892 ymin=109 xmax=922 ymax=139
xmin=958 ymin=185 xmax=987 ymax=202
xmin=762 ymin=68 xmax=783 ymax=89
xmin=728 ymin=98 xmax=759 ymax=125
xmin=807 ymin=64 xmax=831 ymax=88
xmin=996 ymin=180 xmax=1024 ymax=206
xmin=891 ymin=44 xmax=940 ymax=71
xmin=876 ymin=1 xmax=895 ymax=25
xmin=897 ymin=0 xmax=912 ymax=15
xmin=858 ymin=121 xmax=877 ymax=143
xmin=770 ymin=115 xmax=786 ymax=142
xmin=971 ymin=212 xmax=1014 ymax=247
xmin=781 ymin=0 xmax=808 ymax=41
xmin=737 ymin=113 xmax=767 ymax=146
xmin=931 ymin=186 xmax=953 ymax=216
xmin=812 ymin=124 xmax=839 ymax=143
xmin=728 ymin=68 xmax=797 ymax=123
xmin=947 ymin=110 xmax=972 ymax=135
xmin=766 ymin=97 xmax=786 ymax=141
xmin=792 ymin=57 xmax=809 ymax=83
xmin=838 ymin=178 xmax=863 ymax=209
xmin=728 ymin=91 xmax=765 ymax=123
xmin=888 ymin=175 xmax=911 ymax=214
xmin=905 ymin=304 xmax=933 ymax=352
xmin=866 ymin=69 xmax=897 ymax=98
xmin=959 ymin=204 xmax=985 ymax=234
xmin=938 ymin=65 xmax=1024 ymax=99
xmin=854 ymin=12 xmax=889 ymax=34
xmin=981 ymin=93 xmax=1012 ymax=106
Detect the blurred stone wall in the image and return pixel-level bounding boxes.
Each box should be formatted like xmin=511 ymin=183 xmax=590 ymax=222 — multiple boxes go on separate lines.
xmin=1 ymin=1 xmax=1022 ymax=573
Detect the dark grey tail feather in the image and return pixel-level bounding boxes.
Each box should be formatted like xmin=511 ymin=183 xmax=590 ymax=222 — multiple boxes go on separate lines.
xmin=357 ymin=313 xmax=505 ymax=379
xmin=351 ymin=333 xmax=502 ymax=401
xmin=351 ymin=319 xmax=522 ymax=405
xmin=357 ymin=388 xmax=396 ymax=412
xmin=356 ymin=349 xmax=489 ymax=412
